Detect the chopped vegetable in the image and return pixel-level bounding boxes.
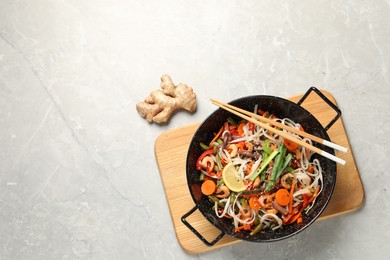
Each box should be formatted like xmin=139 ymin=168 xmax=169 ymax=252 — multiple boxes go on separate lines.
xmin=201 ymin=180 xmax=216 ymax=196
xmin=250 ymin=150 xmax=278 ymax=181
xmin=209 ymin=126 xmax=224 ymax=147
xmin=250 ymin=223 xmax=263 ymax=236
xmin=262 ymin=139 xmax=273 ymax=155
xmin=200 ymin=142 xmax=210 ymax=150
xmin=196 ymin=149 xmax=214 ymax=170
xmin=275 ymin=189 xmax=290 ymax=206
xmin=266 ymin=144 xmax=287 ymax=191
xmin=289 ymin=179 xmax=296 ymax=213
xmin=284 ymin=138 xmax=299 ymax=151
xmin=237 ymin=122 xmax=246 ymax=136
xmin=249 ymin=197 xmax=261 ymax=210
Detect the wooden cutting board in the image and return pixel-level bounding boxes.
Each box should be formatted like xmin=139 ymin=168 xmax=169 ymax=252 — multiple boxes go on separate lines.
xmin=154 ymin=90 xmax=364 ymax=254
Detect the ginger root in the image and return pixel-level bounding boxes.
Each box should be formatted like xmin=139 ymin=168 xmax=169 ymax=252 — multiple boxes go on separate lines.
xmin=136 ymin=75 xmax=197 ymax=124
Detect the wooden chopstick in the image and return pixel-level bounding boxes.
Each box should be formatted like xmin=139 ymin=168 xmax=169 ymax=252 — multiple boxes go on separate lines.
xmin=211 ymin=99 xmax=348 ymax=153
xmin=211 ymin=99 xmax=346 ymax=165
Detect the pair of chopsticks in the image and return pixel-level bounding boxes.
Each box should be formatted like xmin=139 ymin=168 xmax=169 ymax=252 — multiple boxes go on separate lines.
xmin=211 ymin=99 xmax=347 ymax=165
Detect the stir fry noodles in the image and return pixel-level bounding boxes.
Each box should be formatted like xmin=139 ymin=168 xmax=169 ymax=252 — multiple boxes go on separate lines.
xmin=196 ymin=108 xmax=323 ymax=235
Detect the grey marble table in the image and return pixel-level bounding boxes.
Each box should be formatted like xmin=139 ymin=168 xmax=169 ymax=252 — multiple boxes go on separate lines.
xmin=1 ymin=1 xmax=389 ymax=259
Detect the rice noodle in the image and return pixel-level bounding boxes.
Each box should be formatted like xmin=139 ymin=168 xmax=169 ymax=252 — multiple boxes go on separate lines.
xmin=260 ymin=213 xmax=283 ymax=230
xmin=215 ymin=198 xmax=230 ymax=218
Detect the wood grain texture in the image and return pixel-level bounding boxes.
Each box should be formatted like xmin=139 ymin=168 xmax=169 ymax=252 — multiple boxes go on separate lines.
xmin=154 ymin=90 xmax=364 ymax=254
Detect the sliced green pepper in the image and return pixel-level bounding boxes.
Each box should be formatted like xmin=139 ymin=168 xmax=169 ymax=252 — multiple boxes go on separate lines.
xmin=262 ymin=139 xmax=273 ymax=155
xmin=200 ymin=142 xmax=210 ymax=150
xmin=250 ymin=223 xmax=263 ymax=236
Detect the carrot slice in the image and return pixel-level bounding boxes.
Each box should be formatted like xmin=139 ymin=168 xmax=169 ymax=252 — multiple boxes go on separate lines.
xmin=209 ymin=126 xmax=224 ymax=147
xmin=201 ymin=180 xmax=216 ymax=196
xmin=275 ymin=189 xmax=290 ymax=206
xmin=284 ymin=138 xmax=299 ymax=151
xmin=249 ymin=197 xmax=261 ymax=210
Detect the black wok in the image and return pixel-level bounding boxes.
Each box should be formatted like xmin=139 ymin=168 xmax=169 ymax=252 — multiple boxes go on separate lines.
xmin=181 ymin=87 xmax=341 ymax=246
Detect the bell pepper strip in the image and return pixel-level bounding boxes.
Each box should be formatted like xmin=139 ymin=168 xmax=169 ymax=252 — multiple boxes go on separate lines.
xmin=196 ymin=149 xmax=214 ymax=170
xmin=250 ymin=150 xmax=279 ymax=181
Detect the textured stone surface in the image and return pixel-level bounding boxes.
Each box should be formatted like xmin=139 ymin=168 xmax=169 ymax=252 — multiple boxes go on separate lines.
xmin=0 ymin=0 xmax=389 ymax=259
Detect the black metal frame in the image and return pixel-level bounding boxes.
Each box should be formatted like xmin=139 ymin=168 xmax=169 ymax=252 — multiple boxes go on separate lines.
xmin=297 ymin=87 xmax=341 ymax=131
xmin=181 ymin=205 xmax=225 ymax=246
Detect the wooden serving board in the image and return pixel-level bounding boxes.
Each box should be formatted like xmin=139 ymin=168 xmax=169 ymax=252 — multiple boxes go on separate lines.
xmin=154 ymin=90 xmax=364 ymax=254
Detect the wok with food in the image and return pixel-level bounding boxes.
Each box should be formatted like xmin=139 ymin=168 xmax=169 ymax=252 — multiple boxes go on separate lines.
xmin=182 ymin=88 xmax=339 ymax=245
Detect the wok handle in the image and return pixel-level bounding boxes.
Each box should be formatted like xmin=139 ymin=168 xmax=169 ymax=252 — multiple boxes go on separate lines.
xmin=181 ymin=205 xmax=225 ymax=247
xmin=297 ymin=86 xmax=341 ymax=131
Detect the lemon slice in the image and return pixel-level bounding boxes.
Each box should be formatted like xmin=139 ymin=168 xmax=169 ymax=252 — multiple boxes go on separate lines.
xmin=222 ymin=163 xmax=246 ymax=192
